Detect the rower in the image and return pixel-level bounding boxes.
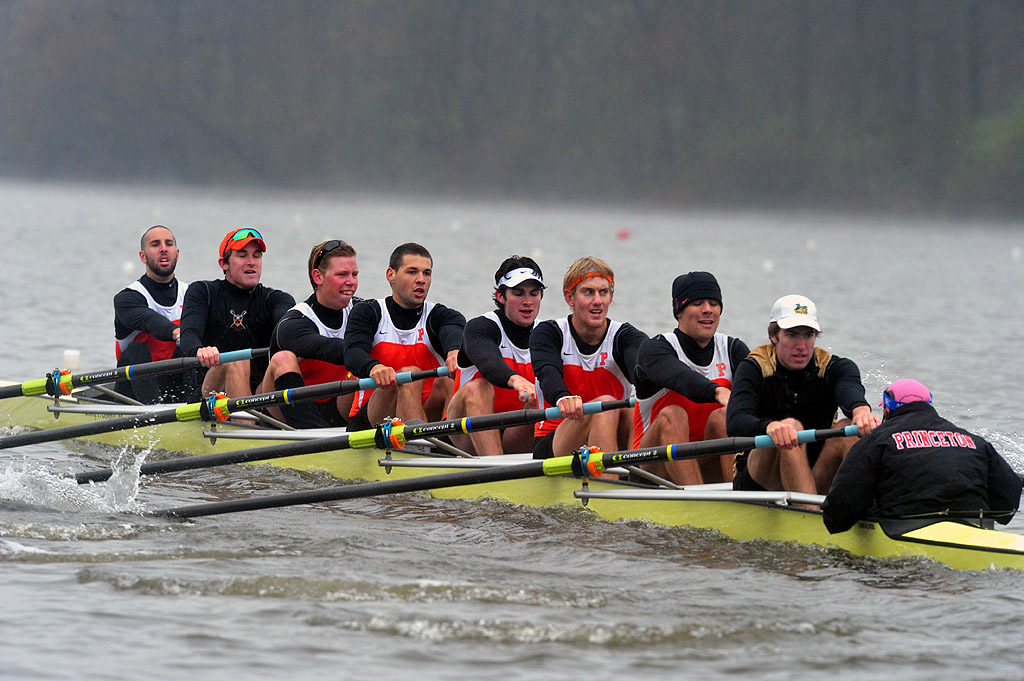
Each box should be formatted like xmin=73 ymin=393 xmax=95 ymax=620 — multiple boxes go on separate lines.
xmin=531 ymin=256 xmax=647 ymax=459
xmin=633 ymin=271 xmax=750 ymax=484
xmin=113 ymin=225 xmax=192 ymax=403
xmin=178 ymin=228 xmax=295 ymax=398
xmin=822 ymin=379 xmax=1022 ymax=533
xmin=447 ymin=256 xmax=545 ymax=455
xmin=259 ymin=240 xmax=361 ymax=428
xmin=343 ymin=242 xmax=465 ymax=428
xmin=726 ymin=294 xmax=878 ymax=495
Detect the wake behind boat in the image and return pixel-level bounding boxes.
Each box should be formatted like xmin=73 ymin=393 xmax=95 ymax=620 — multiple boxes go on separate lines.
xmin=2 ymin=381 xmax=1024 ymax=571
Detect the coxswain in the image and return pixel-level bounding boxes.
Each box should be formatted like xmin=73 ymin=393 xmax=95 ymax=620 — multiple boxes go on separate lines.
xmin=447 ymin=256 xmax=545 ymax=455
xmin=633 ymin=271 xmax=750 ymax=484
xmin=259 ymin=240 xmax=360 ymax=428
xmin=530 ymin=256 xmax=647 ymax=459
xmin=178 ymin=228 xmax=295 ymax=398
xmin=726 ymin=294 xmax=878 ymax=495
xmin=113 ymin=225 xmax=191 ymax=403
xmin=822 ymin=379 xmax=1021 ymax=533
xmin=343 ymin=242 xmax=465 ymax=428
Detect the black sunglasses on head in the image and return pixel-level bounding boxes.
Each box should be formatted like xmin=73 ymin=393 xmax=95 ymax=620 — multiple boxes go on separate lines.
xmin=313 ymin=240 xmax=348 ymax=269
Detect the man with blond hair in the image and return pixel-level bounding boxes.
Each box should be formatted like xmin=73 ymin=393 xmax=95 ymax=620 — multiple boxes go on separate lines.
xmin=530 ymin=256 xmax=646 ymax=459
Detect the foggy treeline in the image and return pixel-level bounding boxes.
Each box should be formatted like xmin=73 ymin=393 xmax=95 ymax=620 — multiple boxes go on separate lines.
xmin=1 ymin=1 xmax=1023 ymax=214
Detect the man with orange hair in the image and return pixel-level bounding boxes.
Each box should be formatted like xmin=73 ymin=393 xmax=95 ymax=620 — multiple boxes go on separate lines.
xmin=530 ymin=256 xmax=646 ymax=459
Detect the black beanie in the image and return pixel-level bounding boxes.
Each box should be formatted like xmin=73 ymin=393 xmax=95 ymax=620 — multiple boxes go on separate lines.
xmin=671 ymin=271 xmax=722 ymax=317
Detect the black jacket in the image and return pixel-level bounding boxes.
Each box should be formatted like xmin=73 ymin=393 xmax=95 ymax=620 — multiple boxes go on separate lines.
xmin=822 ymin=402 xmax=1021 ymax=533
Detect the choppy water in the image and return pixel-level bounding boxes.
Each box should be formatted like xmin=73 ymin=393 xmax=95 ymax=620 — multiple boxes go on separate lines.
xmin=1 ymin=180 xmax=1023 ymax=680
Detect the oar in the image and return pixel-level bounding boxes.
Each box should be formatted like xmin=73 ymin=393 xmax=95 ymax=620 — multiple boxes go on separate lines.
xmin=0 ymin=368 xmax=447 ymax=450
xmin=153 ymin=425 xmax=858 ymax=518
xmin=74 ymin=398 xmax=635 ymax=484
xmin=0 ymin=348 xmax=269 ymax=400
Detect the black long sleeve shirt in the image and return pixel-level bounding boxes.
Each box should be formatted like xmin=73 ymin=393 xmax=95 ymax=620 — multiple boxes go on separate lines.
xmin=268 ymin=294 xmax=358 ymax=365
xmin=456 ymin=309 xmax=533 ymax=387
xmin=726 ymin=347 xmax=869 ymax=437
xmin=178 ymin=279 xmax=295 ymax=355
xmin=529 ymin=316 xmax=647 ymax=405
xmin=113 ymin=275 xmax=181 ymax=344
xmin=634 ymin=329 xmax=750 ymax=402
xmin=343 ymin=297 xmax=466 ymax=377
xmin=822 ymin=402 xmax=1022 ymax=532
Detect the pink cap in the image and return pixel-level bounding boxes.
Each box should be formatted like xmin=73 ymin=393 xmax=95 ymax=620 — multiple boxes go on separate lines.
xmin=881 ymin=379 xmax=932 ymax=410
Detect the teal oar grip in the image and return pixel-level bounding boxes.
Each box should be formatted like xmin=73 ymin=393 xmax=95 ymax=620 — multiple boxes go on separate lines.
xmin=540 ymin=396 xmax=637 ymax=421
xmin=751 ymin=424 xmax=860 ymax=450
xmin=217 ymin=349 xmax=257 ymax=364
xmin=356 ymin=366 xmax=451 ymax=391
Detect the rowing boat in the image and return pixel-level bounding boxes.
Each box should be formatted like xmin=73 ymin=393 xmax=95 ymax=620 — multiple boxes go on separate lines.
xmin=3 ymin=383 xmax=1023 ymax=571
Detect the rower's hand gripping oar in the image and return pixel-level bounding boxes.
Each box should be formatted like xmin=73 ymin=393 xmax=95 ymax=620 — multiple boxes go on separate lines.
xmin=74 ymin=397 xmax=635 ymax=484
xmin=0 ymin=368 xmax=447 ymax=450
xmin=152 ymin=424 xmax=857 ymax=519
xmin=0 ymin=348 xmax=269 ymax=400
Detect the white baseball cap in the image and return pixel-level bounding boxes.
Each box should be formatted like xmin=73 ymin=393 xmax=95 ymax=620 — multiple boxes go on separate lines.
xmin=769 ymin=294 xmax=820 ymax=331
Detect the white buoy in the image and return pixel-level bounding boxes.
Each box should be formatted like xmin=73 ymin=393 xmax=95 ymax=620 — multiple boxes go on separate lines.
xmin=762 ymin=259 xmax=775 ymax=274
xmin=62 ymin=349 xmax=81 ymax=370
xmin=805 ymin=238 xmax=817 ymax=252
xmin=1012 ymin=247 xmax=1022 ymax=261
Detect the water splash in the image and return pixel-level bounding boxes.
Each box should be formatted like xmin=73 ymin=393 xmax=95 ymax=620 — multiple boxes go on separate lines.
xmin=0 ymin=445 xmax=149 ymax=514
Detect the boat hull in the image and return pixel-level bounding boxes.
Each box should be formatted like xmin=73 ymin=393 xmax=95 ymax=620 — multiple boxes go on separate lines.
xmin=3 ymin=387 xmax=1023 ymax=571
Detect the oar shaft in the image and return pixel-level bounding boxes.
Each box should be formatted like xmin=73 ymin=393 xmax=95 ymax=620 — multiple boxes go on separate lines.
xmin=3 ymin=367 xmax=447 ymax=451
xmin=76 ymin=430 xmax=368 ymax=484
xmin=0 ymin=407 xmax=187 ymax=449
xmin=220 ymin=368 xmax=446 ymax=413
xmin=543 ymin=425 xmax=861 ymax=477
xmin=0 ymin=349 xmax=267 ymax=399
xmin=154 ymin=460 xmax=546 ymax=518
xmin=152 ymin=424 xmax=855 ymax=519
xmin=404 ymin=397 xmax=635 ymax=440
xmin=81 ymin=348 xmax=264 ymax=387
xmin=74 ymin=397 xmax=636 ymax=483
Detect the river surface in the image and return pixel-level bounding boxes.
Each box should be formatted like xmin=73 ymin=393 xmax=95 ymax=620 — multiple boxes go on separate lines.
xmin=1 ymin=179 xmax=1023 ymax=680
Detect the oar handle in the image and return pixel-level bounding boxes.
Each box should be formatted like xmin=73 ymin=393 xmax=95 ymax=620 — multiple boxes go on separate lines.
xmin=752 ymin=424 xmax=860 ymax=450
